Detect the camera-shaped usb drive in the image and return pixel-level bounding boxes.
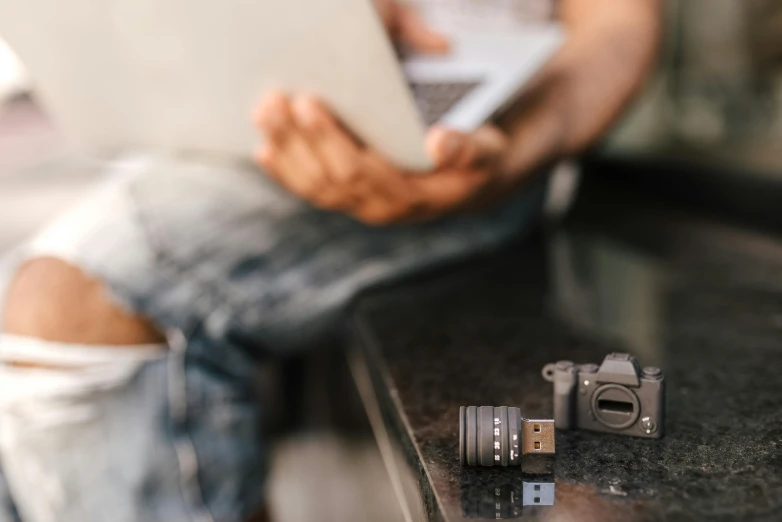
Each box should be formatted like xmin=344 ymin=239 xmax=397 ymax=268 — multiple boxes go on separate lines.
xmin=542 ymin=353 xmax=665 ymax=439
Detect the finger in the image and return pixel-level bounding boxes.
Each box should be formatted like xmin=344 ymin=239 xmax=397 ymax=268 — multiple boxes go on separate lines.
xmin=411 ymin=169 xmax=491 ymax=213
xmin=317 ymin=150 xmax=417 ymax=225
xmin=253 ymin=91 xmax=296 ymax=144
xmin=361 ymin=151 xmax=420 ymax=209
xmin=395 ymin=5 xmax=450 ymax=54
xmin=354 ymin=203 xmax=409 ymax=226
xmin=291 ymin=96 xmax=364 ymax=184
xmin=255 ymin=145 xmax=291 ymax=189
xmin=374 ymin=0 xmax=396 ymax=29
xmin=255 ymin=132 xmax=334 ymax=205
xmin=254 ymin=145 xmax=276 ymax=176
xmin=465 ymin=126 xmax=509 ymax=168
xmin=426 ymin=125 xmax=508 ymax=170
xmin=425 ymin=126 xmax=466 ymax=168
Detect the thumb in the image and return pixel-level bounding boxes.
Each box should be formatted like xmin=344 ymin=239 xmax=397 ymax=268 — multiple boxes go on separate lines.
xmin=426 ymin=125 xmax=508 ymax=170
xmin=394 ymin=4 xmax=450 ymax=54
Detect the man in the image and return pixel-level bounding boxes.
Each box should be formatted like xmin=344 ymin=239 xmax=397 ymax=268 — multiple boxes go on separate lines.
xmin=0 ymin=0 xmax=660 ymax=520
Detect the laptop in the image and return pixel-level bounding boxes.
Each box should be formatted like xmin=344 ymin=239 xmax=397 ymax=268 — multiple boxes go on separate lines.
xmin=0 ymin=0 xmax=564 ymax=171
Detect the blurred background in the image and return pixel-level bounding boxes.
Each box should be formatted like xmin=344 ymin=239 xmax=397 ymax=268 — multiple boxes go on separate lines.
xmin=3 ymin=0 xmax=782 ymax=250
xmin=608 ymin=0 xmax=782 ymax=177
xmin=1 ymin=0 xmax=781 ymax=520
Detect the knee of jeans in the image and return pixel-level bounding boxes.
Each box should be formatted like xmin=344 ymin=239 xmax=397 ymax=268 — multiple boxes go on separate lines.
xmin=2 ymin=256 xmax=166 ymax=347
xmin=0 ymin=257 xmax=168 ymax=423
xmin=0 ymin=337 xmax=168 ymax=429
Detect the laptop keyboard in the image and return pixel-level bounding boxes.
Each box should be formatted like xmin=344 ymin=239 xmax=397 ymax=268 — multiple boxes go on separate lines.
xmin=409 ymin=80 xmax=482 ymax=125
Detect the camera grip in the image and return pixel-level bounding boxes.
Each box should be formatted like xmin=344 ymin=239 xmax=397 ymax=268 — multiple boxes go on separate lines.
xmin=550 ymin=362 xmax=578 ymax=430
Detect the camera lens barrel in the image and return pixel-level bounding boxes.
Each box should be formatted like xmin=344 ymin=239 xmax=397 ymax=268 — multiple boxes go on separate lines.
xmin=460 ymin=406 xmax=522 ymax=467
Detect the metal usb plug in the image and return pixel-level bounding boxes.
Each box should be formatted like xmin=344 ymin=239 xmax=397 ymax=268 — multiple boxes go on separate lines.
xmin=521 ymin=419 xmax=556 ymax=456
xmin=522 ymin=481 xmax=556 ymax=506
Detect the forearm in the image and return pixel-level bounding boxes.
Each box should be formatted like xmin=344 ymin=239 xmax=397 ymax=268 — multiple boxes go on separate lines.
xmin=555 ymin=0 xmax=662 ymax=153
xmin=498 ymin=0 xmax=662 ymax=177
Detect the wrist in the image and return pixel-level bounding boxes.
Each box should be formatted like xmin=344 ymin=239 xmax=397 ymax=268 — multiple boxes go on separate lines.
xmin=497 ymin=80 xmax=570 ymax=183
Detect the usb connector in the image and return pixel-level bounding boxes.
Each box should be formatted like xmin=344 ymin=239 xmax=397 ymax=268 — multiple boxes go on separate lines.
xmin=522 ymin=481 xmax=556 ymax=506
xmin=521 ymin=419 xmax=556 ymax=456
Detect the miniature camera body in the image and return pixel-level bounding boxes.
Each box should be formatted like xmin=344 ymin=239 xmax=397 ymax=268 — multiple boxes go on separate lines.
xmin=542 ymin=353 xmax=665 ymax=439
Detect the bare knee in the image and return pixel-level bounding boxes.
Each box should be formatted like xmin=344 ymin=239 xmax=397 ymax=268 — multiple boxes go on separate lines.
xmin=2 ymin=257 xmax=165 ymax=345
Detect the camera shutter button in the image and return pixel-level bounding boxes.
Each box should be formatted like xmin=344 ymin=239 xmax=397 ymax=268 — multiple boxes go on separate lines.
xmin=642 ymin=367 xmax=662 ymax=379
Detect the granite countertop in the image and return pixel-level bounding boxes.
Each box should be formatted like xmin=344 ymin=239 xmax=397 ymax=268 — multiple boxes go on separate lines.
xmin=349 ymin=178 xmax=782 ymax=521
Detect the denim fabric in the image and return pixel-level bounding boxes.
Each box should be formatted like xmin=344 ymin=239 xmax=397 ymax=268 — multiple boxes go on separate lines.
xmin=0 ymin=156 xmax=545 ymax=521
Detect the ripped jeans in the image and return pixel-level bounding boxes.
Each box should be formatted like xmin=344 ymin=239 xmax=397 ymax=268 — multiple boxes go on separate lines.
xmin=0 ymin=156 xmax=546 ymax=522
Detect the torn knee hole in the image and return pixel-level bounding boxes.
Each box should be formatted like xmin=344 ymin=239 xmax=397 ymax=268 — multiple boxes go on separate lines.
xmin=2 ymin=256 xmax=167 ymax=345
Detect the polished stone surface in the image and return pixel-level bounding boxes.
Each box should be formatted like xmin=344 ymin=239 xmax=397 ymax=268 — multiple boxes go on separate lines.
xmin=350 ymin=178 xmax=782 ymax=521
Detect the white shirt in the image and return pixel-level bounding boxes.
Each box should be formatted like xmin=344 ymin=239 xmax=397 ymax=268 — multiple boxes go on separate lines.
xmin=411 ymin=0 xmax=556 ymax=31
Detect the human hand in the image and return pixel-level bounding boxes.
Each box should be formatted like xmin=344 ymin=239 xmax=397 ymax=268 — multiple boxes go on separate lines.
xmin=373 ymin=0 xmax=449 ymax=54
xmin=253 ymin=0 xmax=662 ymax=225
xmin=254 ymin=93 xmax=511 ymax=225
xmin=252 ymin=1 xmax=505 ymax=226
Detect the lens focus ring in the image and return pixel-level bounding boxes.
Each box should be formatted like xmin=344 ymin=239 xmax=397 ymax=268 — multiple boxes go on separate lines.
xmin=460 ymin=406 xmax=522 ymax=467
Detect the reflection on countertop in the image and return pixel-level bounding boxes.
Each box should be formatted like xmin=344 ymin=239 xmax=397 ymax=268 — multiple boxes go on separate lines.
xmin=350 ymin=176 xmax=782 ymax=521
xmin=460 ymin=475 xmax=555 ymax=519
